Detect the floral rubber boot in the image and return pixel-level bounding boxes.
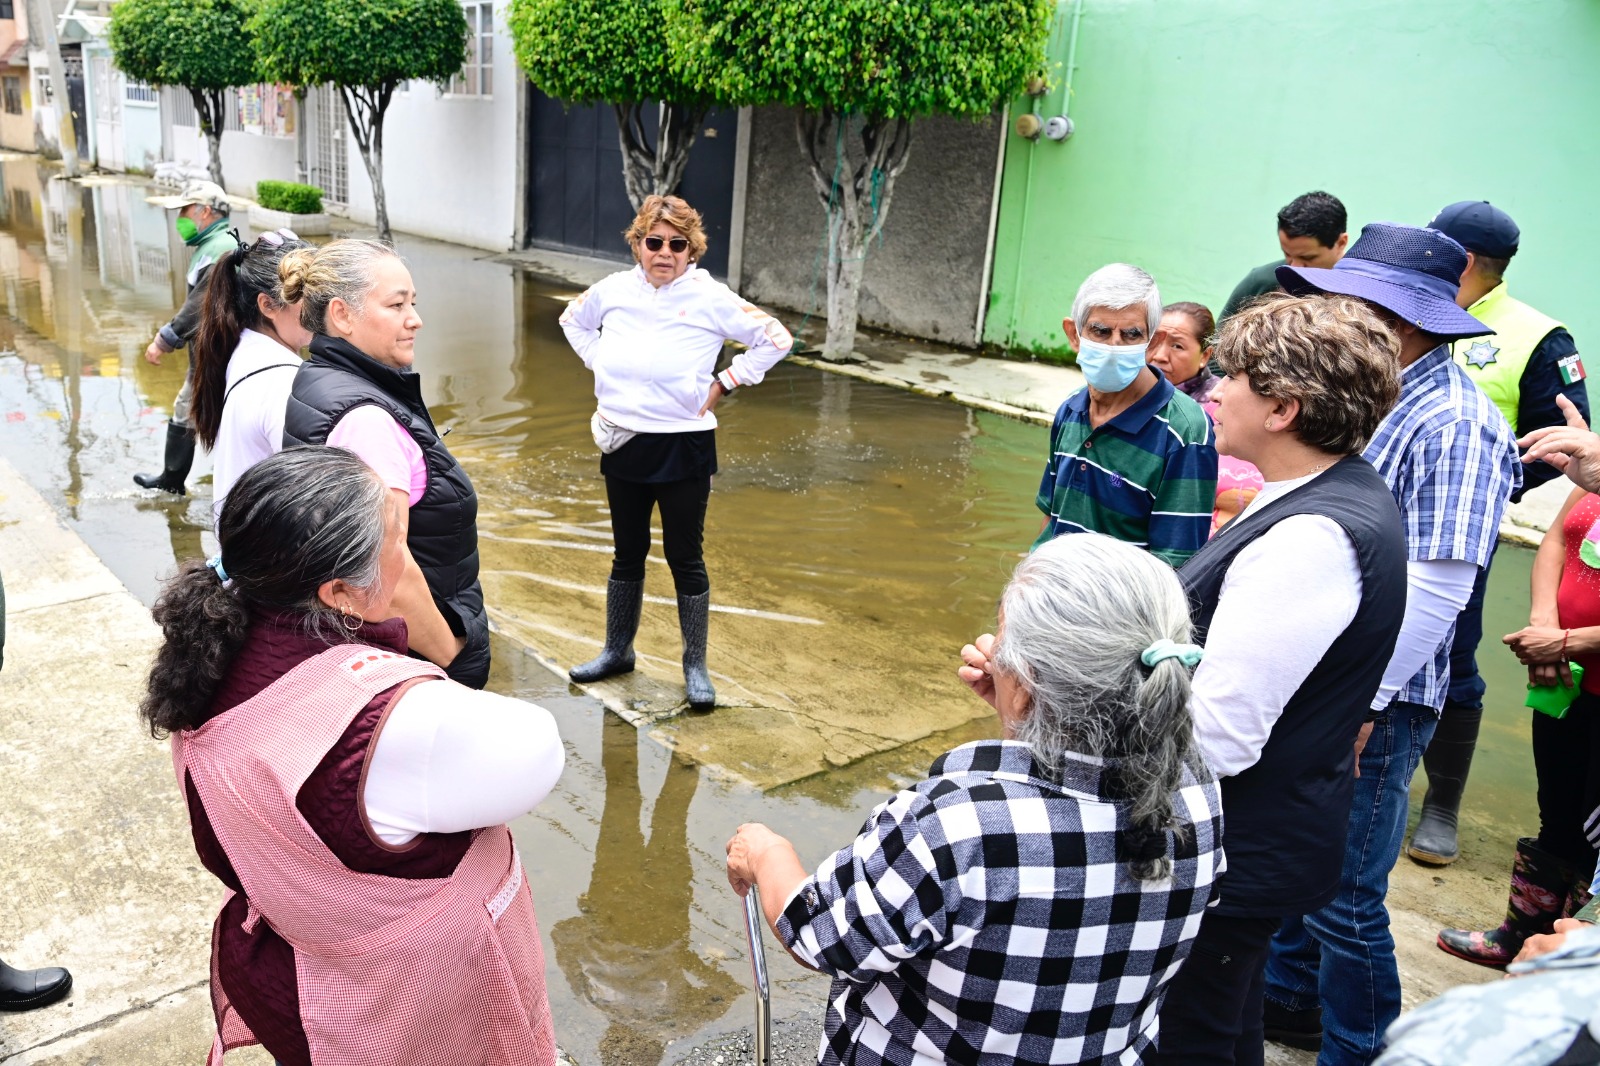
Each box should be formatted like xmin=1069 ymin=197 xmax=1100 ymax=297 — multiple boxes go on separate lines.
xmin=1436 ymin=837 xmax=1574 ymax=967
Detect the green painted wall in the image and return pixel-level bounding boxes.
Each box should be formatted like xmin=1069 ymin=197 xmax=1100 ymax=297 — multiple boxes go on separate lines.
xmin=985 ymin=0 xmax=1600 ymax=387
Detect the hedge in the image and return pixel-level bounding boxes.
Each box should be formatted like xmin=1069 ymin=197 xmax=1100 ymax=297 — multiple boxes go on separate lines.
xmin=256 ymin=180 xmax=324 ymax=215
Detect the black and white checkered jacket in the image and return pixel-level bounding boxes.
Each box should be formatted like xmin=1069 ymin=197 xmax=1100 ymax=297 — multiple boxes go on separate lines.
xmin=777 ymin=739 xmax=1223 ymax=1066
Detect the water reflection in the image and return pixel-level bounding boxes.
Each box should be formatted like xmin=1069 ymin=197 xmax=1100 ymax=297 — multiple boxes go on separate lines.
xmin=551 ymin=713 xmax=740 ymax=1065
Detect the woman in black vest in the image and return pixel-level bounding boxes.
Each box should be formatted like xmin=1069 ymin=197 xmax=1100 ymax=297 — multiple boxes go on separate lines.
xmin=1148 ymin=294 xmax=1409 ymax=1066
xmin=279 ymin=240 xmax=490 ymax=688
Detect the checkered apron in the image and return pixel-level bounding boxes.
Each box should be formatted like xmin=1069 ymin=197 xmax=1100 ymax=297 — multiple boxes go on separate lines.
xmin=174 ymin=645 xmax=558 ymax=1066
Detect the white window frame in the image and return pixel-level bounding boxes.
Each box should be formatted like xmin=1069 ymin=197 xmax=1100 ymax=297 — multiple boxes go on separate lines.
xmin=124 ymin=78 xmax=158 ymax=107
xmin=444 ymin=0 xmax=493 ymax=98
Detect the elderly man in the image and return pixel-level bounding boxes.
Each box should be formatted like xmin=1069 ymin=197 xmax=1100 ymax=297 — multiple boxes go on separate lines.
xmin=1257 ymin=224 xmax=1521 ymax=1066
xmin=1406 ymin=201 xmax=1592 ymax=868
xmin=1219 ymin=191 xmax=1349 ymax=321
xmin=133 ymin=179 xmax=236 ymax=495
xmin=1033 ymin=263 xmax=1217 ymax=566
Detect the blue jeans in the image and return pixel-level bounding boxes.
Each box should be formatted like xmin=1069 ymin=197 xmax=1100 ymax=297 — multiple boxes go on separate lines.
xmin=1263 ymin=701 xmax=1438 ymax=1066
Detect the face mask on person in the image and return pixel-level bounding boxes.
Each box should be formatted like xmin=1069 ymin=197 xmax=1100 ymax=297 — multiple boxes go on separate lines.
xmin=1075 ymin=337 xmax=1150 ymax=392
xmin=174 ymin=216 xmax=200 ymax=242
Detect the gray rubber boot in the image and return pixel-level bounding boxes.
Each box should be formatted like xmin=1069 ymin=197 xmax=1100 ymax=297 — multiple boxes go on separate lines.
xmin=569 ymin=579 xmax=644 ymax=683
xmin=677 ymin=591 xmax=715 ymax=711
xmin=1408 ymin=701 xmax=1480 ymax=865
xmin=133 ymin=421 xmax=195 ymax=496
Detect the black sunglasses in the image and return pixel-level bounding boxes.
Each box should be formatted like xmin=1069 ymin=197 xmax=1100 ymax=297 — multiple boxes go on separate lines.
xmin=642 ymin=235 xmax=689 ymax=253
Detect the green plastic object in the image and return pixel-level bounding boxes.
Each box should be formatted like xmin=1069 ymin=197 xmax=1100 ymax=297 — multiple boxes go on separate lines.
xmin=1527 ymin=663 xmax=1585 ymax=719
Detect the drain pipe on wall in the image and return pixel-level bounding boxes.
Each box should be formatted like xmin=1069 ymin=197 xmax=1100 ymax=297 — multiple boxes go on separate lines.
xmin=971 ymin=102 xmax=1010 ymax=347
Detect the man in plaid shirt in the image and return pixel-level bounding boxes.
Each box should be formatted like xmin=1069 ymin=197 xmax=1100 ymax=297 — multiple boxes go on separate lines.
xmin=1261 ymin=224 xmax=1522 ymax=1065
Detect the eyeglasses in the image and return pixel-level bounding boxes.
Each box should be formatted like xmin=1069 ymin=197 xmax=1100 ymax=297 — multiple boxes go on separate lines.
xmin=642 ymin=235 xmax=689 ymax=253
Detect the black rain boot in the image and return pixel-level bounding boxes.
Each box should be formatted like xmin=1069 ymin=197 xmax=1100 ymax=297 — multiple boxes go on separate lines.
xmin=570 ymin=579 xmax=644 ymax=683
xmin=0 ymin=957 xmax=72 ymax=1012
xmin=678 ymin=590 xmax=715 ymax=711
xmin=1407 ymin=699 xmax=1481 ymax=865
xmin=133 ymin=421 xmax=195 ymax=496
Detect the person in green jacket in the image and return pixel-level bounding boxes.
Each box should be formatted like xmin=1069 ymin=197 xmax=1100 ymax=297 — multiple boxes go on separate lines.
xmin=1219 ymin=191 xmax=1349 ymax=321
xmin=134 ymin=180 xmax=238 ymax=496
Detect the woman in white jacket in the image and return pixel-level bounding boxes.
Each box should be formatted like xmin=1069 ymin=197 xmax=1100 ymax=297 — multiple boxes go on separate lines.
xmin=558 ymin=195 xmax=793 ymax=710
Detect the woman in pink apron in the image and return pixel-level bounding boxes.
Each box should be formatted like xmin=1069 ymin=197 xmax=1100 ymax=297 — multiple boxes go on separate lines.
xmin=140 ymin=446 xmax=564 ymax=1066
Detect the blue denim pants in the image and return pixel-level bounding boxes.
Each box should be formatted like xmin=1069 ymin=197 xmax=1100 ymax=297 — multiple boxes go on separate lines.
xmin=1263 ymin=701 xmax=1438 ymax=1066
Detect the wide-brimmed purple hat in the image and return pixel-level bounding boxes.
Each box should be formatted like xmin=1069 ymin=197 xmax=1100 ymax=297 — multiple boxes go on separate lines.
xmin=1276 ymin=222 xmax=1493 ymax=340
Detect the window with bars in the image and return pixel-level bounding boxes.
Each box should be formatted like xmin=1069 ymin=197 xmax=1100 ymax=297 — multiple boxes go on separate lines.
xmin=0 ymin=1 xmax=15 ymax=19
xmin=2 ymin=76 xmax=20 ymax=115
xmin=125 ymin=79 xmax=157 ymax=105
xmin=446 ymin=1 xmax=493 ymax=97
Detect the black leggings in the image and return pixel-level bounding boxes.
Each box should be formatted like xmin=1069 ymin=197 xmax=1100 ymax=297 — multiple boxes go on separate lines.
xmin=605 ymin=474 xmax=711 ymax=596
xmin=1533 ymin=690 xmax=1600 ymax=870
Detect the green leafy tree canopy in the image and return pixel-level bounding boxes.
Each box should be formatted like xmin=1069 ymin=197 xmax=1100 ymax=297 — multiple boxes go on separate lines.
xmin=667 ymin=0 xmax=1053 ymax=119
xmin=508 ymin=0 xmax=698 ymax=106
xmin=108 ymin=0 xmax=260 ymax=92
xmin=250 ymin=0 xmax=467 ymax=92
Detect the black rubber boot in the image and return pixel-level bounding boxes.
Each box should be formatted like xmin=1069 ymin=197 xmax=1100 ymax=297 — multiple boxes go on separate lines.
xmin=678 ymin=590 xmax=715 ymax=711
xmin=1407 ymin=699 xmax=1482 ymax=865
xmin=0 ymin=957 xmax=72 ymax=1012
xmin=570 ymin=579 xmax=644 ymax=683
xmin=133 ymin=420 xmax=195 ymax=496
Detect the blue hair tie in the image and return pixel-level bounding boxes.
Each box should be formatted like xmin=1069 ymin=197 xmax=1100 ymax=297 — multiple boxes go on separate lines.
xmin=1141 ymin=638 xmax=1203 ymax=670
xmin=207 ymin=554 xmax=230 ymax=584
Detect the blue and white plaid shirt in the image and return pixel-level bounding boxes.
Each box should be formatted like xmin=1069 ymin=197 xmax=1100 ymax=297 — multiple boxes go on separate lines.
xmin=1363 ymin=345 xmax=1521 ymax=711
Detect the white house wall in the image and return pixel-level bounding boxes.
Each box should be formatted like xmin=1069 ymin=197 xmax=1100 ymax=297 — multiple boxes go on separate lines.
xmin=170 ymin=125 xmax=296 ymax=196
xmin=337 ymin=1 xmax=519 ymax=252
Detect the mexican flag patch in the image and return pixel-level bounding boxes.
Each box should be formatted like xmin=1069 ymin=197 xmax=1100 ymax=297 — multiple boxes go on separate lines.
xmin=1560 ymin=353 xmax=1588 ymax=385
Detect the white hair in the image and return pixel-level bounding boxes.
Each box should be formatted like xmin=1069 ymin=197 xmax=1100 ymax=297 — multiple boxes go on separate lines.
xmin=991 ymin=533 xmax=1210 ymax=881
xmin=1071 ymin=263 xmax=1163 ymax=338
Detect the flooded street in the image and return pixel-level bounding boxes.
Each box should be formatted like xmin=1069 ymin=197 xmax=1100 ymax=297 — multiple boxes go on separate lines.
xmin=0 ymin=157 xmax=1544 ymax=1063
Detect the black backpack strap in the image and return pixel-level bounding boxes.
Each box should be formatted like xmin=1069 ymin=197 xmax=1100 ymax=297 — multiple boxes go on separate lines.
xmin=224 ymin=363 xmax=300 ymax=405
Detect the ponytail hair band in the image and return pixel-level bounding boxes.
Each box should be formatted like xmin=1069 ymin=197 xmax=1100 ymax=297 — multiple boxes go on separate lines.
xmin=206 ymin=554 xmax=230 ymax=584
xmin=1141 ymin=638 xmax=1203 ymax=670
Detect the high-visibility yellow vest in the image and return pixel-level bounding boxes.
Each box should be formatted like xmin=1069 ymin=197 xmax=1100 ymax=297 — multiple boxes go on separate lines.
xmin=1452 ymin=284 xmax=1565 ymax=431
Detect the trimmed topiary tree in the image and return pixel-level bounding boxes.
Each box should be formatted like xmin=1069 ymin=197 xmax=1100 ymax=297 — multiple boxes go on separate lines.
xmin=108 ymin=0 xmax=260 ymax=187
xmin=251 ymin=0 xmax=468 ymax=242
xmin=508 ymin=0 xmax=711 ymax=210
xmin=668 ymin=0 xmax=1053 ymax=361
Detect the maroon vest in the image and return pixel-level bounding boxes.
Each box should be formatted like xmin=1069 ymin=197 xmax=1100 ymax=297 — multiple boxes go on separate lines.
xmin=182 ymin=614 xmax=472 ymax=1066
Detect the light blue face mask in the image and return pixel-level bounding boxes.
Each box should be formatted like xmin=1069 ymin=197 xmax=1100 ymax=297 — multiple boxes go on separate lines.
xmin=1075 ymin=337 xmax=1150 ymax=393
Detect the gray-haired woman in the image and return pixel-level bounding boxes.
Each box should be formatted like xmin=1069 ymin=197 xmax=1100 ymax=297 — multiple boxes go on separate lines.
xmin=725 ymin=533 xmax=1223 ymax=1066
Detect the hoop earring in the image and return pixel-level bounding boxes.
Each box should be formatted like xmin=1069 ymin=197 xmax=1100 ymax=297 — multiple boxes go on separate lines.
xmin=340 ymin=605 xmax=364 ymax=632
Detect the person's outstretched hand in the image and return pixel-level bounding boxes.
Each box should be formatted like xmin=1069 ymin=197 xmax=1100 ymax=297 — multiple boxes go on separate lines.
xmin=1512 ymin=917 xmax=1592 ymax=967
xmin=958 ymin=634 xmax=998 ymax=709
xmin=1520 ymin=395 xmax=1600 ymax=493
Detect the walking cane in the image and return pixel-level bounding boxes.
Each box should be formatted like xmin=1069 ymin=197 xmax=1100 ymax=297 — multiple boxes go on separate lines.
xmin=743 ymin=886 xmax=772 ymax=1066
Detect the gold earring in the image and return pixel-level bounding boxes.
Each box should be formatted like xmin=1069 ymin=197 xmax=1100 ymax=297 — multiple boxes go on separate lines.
xmin=339 ymin=604 xmax=364 ymax=632
xmin=1265 ymin=419 xmax=1275 ymax=430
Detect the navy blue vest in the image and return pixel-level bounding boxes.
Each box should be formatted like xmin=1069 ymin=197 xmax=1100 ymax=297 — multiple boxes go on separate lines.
xmin=1179 ymin=455 xmax=1407 ymax=916
xmin=283 ymin=336 xmax=489 ymax=688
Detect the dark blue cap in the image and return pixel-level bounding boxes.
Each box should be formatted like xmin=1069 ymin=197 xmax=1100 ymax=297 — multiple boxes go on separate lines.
xmin=1428 ymin=201 xmax=1520 ymax=259
xmin=1277 ymin=222 xmax=1493 ymax=340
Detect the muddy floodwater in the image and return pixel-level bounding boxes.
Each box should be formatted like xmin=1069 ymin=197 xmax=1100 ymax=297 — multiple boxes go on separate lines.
xmin=0 ymin=157 xmax=1544 ymax=1064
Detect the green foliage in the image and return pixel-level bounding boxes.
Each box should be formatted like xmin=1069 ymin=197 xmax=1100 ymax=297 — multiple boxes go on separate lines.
xmin=666 ymin=0 xmax=1054 ymax=119
xmin=250 ymin=0 xmax=468 ymax=91
xmin=257 ymin=180 xmax=324 ymax=214
xmin=108 ymin=0 xmax=260 ymax=91
xmin=509 ymin=0 xmax=699 ymax=105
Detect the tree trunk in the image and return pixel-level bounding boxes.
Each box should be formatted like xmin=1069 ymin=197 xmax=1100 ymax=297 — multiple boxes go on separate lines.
xmin=794 ymin=110 xmax=913 ymax=363
xmin=340 ymin=83 xmax=395 ymax=243
xmin=192 ymin=87 xmax=225 ymax=187
xmin=612 ymin=101 xmax=706 ymax=211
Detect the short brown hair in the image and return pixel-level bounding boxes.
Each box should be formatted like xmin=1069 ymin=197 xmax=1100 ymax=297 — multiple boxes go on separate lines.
xmin=623 ymin=194 xmax=708 ymax=263
xmin=1213 ymin=292 xmax=1401 ymax=456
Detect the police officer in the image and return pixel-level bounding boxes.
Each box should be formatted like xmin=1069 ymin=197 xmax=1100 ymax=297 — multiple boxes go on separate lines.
xmin=1408 ymin=201 xmax=1591 ymax=866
